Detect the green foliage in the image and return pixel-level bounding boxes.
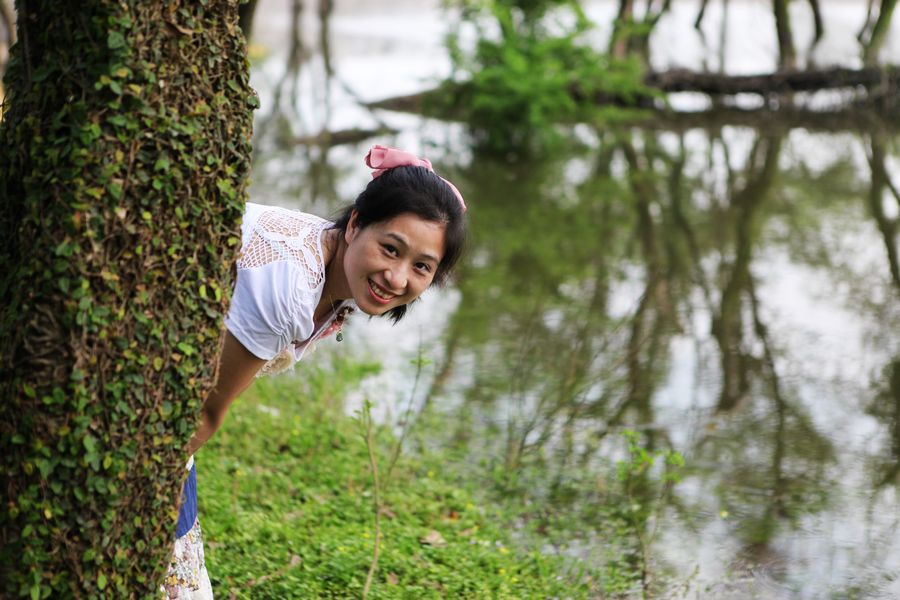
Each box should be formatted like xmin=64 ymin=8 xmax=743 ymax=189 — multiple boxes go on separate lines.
xmin=405 ymin=383 xmax=689 ymax=597
xmin=198 ymin=362 xmax=589 ymax=598
xmin=444 ymin=0 xmax=655 ymax=153
xmin=0 ymin=2 xmax=255 ymax=597
xmin=616 ymin=430 xmax=684 ymax=529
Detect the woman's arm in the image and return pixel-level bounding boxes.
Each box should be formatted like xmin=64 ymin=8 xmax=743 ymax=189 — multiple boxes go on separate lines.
xmin=186 ymin=331 xmax=267 ymax=455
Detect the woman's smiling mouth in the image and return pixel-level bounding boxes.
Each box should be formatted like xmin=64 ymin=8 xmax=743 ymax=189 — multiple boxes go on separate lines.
xmin=367 ymin=278 xmax=396 ymax=304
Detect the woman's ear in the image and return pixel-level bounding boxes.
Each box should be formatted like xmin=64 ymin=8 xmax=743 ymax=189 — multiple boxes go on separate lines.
xmin=345 ymin=209 xmax=360 ymax=244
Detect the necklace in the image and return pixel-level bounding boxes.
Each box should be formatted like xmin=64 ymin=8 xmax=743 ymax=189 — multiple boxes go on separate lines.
xmin=327 ymin=295 xmax=352 ymax=342
xmin=335 ymin=301 xmax=345 ymax=343
xmin=322 ymin=228 xmax=353 ymax=342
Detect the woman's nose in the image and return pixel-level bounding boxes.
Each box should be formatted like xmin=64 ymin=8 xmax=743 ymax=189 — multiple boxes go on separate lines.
xmin=384 ymin=265 xmax=407 ymax=291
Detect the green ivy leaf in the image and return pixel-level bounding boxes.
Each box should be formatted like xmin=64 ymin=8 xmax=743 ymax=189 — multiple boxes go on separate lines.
xmin=107 ymin=31 xmax=126 ymax=49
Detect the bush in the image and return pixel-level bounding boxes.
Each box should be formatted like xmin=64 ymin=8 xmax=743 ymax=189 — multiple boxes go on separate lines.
xmin=445 ymin=0 xmax=654 ymax=153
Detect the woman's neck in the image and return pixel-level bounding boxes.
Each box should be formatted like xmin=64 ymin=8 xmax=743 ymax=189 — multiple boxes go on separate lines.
xmin=314 ymin=228 xmax=350 ymax=323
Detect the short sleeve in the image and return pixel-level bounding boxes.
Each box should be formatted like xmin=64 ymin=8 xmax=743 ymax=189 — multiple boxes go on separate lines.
xmin=224 ymin=264 xmax=297 ymax=360
xmin=223 ymin=204 xmax=327 ymax=361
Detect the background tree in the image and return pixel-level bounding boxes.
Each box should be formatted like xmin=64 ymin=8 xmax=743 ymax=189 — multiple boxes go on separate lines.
xmin=610 ymin=0 xmax=671 ymax=63
xmin=0 ymin=0 xmax=14 ymax=97
xmin=862 ymin=0 xmax=899 ymax=65
xmin=773 ymin=0 xmax=796 ymax=68
xmin=0 ymin=1 xmax=255 ymax=597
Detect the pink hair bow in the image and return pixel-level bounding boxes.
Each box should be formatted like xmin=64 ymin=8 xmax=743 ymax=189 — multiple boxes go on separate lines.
xmin=365 ymin=145 xmax=467 ymax=213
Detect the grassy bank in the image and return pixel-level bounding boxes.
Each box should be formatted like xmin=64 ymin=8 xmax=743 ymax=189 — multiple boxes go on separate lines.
xmin=196 ymin=358 xmax=594 ymax=598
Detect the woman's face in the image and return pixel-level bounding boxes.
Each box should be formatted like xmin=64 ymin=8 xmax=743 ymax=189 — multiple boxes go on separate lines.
xmin=342 ymin=212 xmax=446 ymax=315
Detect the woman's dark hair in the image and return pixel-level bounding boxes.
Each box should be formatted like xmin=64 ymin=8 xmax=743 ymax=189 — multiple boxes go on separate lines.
xmin=331 ymin=165 xmax=467 ymax=322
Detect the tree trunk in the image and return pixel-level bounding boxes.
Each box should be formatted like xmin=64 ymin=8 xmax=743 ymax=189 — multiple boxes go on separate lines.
xmin=859 ymin=0 xmax=877 ymax=41
xmin=773 ymin=0 xmax=796 ymax=68
xmin=0 ymin=1 xmax=255 ymax=597
xmin=694 ymin=0 xmax=710 ymax=30
xmin=610 ymin=0 xmax=634 ymax=59
xmin=644 ymin=65 xmax=900 ymax=95
xmin=0 ymin=0 xmax=14 ymax=91
xmin=0 ymin=0 xmax=14 ymax=45
xmin=864 ymin=0 xmax=899 ymax=66
xmin=369 ymin=66 xmax=900 ymax=118
xmin=239 ymin=0 xmax=261 ymax=40
xmin=807 ymin=0 xmax=824 ymax=44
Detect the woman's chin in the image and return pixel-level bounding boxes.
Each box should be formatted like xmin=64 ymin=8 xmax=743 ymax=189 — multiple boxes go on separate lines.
xmin=356 ymin=299 xmax=395 ymax=316
xmin=355 ymin=289 xmax=402 ymax=315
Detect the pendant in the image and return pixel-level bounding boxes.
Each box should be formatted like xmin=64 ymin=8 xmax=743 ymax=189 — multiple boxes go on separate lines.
xmin=336 ymin=331 xmax=343 ymax=342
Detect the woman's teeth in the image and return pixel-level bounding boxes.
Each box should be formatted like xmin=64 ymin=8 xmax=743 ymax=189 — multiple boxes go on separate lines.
xmin=370 ymin=280 xmax=392 ymax=300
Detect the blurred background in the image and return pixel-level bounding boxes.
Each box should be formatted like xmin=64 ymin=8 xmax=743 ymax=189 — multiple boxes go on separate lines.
xmin=234 ymin=0 xmax=900 ymax=597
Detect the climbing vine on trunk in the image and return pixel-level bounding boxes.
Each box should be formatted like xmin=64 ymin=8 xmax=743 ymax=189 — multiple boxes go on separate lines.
xmin=0 ymin=1 xmax=255 ymax=597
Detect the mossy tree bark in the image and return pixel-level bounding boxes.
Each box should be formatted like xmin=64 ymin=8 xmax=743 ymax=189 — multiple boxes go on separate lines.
xmin=0 ymin=1 xmax=255 ymax=598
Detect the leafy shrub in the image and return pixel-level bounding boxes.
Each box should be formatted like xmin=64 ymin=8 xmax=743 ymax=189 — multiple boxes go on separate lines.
xmin=445 ymin=0 xmax=654 ymax=153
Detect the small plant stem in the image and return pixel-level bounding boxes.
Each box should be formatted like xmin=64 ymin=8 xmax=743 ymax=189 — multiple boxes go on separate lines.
xmin=361 ymin=341 xmax=429 ymax=598
xmin=385 ymin=340 xmax=426 ymax=482
xmin=361 ymin=404 xmax=382 ymax=600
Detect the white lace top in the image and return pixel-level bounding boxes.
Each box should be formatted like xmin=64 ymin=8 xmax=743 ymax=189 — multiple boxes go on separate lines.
xmin=224 ymin=203 xmax=350 ymax=370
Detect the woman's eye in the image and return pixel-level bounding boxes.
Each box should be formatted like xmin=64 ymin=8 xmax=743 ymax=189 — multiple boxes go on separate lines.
xmin=416 ymin=262 xmax=432 ymax=273
xmin=382 ymin=244 xmax=398 ymax=256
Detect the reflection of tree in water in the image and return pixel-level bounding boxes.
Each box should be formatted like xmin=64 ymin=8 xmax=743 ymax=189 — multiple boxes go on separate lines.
xmin=418 ymin=125 xmax=900 ymax=588
xmin=249 ymin=0 xmax=394 ymax=211
xmin=422 ymin=132 xmax=707 ymax=590
xmin=431 ymin=145 xmax=631 ymax=461
xmin=860 ymin=133 xmax=900 ymax=489
xmin=674 ymin=129 xmax=839 ymax=580
xmin=710 ymin=134 xmax=781 ymax=412
xmin=865 ymin=134 xmax=900 ymax=292
xmin=254 ymin=0 xmax=308 ymax=144
xmin=868 ymin=359 xmax=900 ymax=486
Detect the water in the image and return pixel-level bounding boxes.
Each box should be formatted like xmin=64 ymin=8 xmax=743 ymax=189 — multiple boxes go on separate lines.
xmin=247 ymin=1 xmax=900 ymax=596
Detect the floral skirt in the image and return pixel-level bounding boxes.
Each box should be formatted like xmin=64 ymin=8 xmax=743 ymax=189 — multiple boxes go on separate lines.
xmin=162 ymin=518 xmax=213 ymax=599
xmin=162 ymin=456 xmax=213 ymax=599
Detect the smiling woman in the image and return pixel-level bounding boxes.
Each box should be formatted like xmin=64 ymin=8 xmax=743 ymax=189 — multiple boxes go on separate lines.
xmin=335 ymin=213 xmax=447 ymax=315
xmin=164 ymin=146 xmax=468 ymax=598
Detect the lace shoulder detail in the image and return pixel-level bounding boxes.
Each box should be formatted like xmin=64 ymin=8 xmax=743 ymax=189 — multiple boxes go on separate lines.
xmin=238 ymin=209 xmax=329 ymax=291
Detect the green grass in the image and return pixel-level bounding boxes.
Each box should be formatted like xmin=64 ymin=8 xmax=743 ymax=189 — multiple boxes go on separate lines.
xmin=196 ymin=358 xmax=593 ymax=598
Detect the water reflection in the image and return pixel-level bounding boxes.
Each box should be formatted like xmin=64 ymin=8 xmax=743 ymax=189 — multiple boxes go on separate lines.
xmin=420 ymin=125 xmax=900 ymax=596
xmin=248 ymin=0 xmax=396 ymax=213
xmin=243 ymin=3 xmax=900 ymax=593
xmin=867 ymin=134 xmax=900 ymax=292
